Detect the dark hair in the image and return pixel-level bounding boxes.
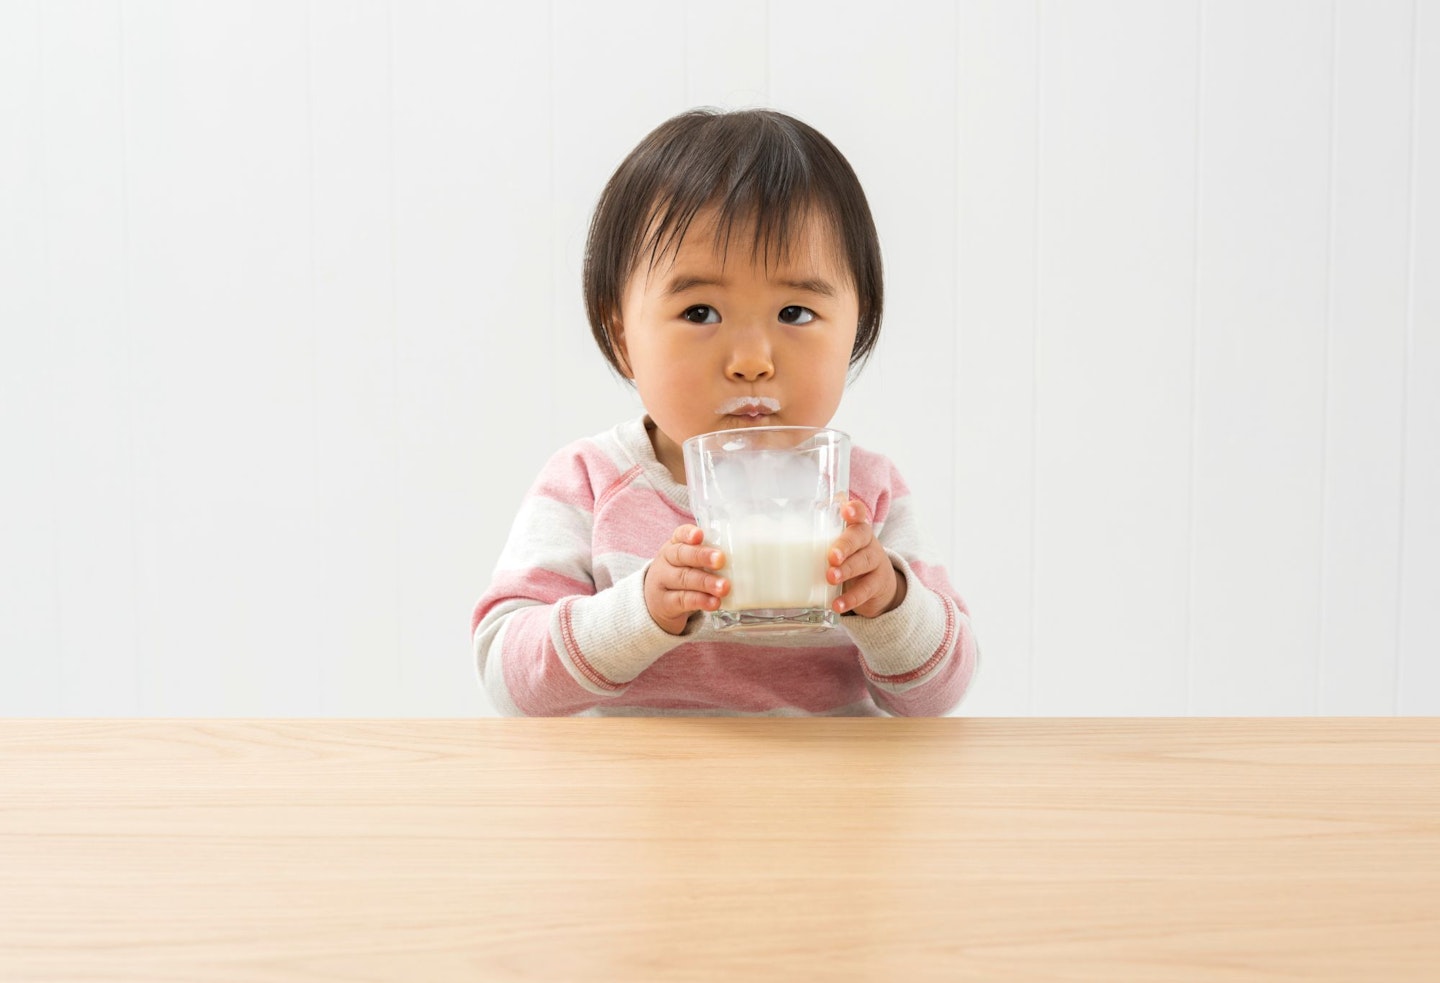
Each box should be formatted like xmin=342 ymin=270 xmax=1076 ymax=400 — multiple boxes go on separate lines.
xmin=583 ymin=108 xmax=884 ymax=375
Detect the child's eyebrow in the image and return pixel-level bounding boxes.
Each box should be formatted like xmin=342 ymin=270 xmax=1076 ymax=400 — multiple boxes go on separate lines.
xmin=662 ymin=275 xmax=723 ymax=297
xmin=663 ymin=275 xmax=837 ymax=298
xmin=781 ymin=277 xmax=838 ymax=298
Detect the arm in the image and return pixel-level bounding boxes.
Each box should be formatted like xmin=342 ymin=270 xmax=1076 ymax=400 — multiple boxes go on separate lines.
xmin=471 ymin=448 xmax=690 ymax=716
xmin=829 ymin=465 xmax=980 ymax=717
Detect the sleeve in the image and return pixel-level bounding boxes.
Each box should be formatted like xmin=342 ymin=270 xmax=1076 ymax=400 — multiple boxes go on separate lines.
xmin=839 ymin=459 xmax=980 ymax=717
xmin=470 ymin=445 xmax=691 ymax=716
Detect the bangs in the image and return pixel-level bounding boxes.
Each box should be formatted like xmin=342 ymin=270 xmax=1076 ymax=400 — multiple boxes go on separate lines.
xmin=638 ymin=177 xmax=838 ymax=281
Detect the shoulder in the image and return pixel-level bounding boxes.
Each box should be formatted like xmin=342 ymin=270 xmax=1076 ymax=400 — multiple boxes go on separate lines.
xmin=527 ymin=422 xmax=641 ymax=511
xmin=848 ymin=443 xmax=911 ymax=526
xmin=849 ymin=444 xmax=910 ymax=495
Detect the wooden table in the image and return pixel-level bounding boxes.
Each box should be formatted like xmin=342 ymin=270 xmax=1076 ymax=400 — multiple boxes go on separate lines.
xmin=1 ymin=719 xmax=1436 ymax=982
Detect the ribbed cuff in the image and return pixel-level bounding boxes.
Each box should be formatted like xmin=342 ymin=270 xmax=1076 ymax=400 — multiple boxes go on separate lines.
xmin=841 ymin=551 xmax=956 ymax=687
xmin=558 ymin=564 xmax=692 ymax=692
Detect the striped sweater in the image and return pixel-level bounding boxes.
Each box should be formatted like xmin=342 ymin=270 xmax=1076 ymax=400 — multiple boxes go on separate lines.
xmin=471 ymin=415 xmax=979 ymax=716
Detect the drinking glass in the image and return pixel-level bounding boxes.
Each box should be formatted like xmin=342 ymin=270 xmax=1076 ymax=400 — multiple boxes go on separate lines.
xmin=682 ymin=426 xmax=851 ymax=633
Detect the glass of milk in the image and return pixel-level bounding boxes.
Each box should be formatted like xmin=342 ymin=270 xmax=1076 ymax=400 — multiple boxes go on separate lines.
xmin=683 ymin=426 xmax=850 ymax=633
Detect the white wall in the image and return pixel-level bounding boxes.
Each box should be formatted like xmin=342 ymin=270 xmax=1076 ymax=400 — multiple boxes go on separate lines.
xmin=1 ymin=0 xmax=1436 ymax=717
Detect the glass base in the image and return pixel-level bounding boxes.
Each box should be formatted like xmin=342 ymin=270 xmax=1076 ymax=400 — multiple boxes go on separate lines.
xmin=708 ymin=606 xmax=840 ymax=633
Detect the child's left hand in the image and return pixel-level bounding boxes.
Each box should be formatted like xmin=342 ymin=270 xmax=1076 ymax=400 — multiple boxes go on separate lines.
xmin=827 ymin=499 xmax=907 ymax=618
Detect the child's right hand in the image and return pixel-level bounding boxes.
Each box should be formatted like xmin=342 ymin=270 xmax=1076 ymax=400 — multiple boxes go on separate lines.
xmin=643 ymin=525 xmax=730 ymax=635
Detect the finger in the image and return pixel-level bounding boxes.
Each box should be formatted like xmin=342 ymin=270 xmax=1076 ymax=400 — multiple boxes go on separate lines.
xmin=664 ymin=540 xmax=726 ymax=571
xmin=652 ymin=557 xmax=729 ymax=597
xmin=828 ymin=522 xmax=876 ymax=568
xmin=833 ymin=569 xmax=888 ymax=615
xmin=842 ymin=499 xmax=870 ymax=525
xmin=827 ymin=541 xmax=884 ymax=585
xmin=664 ymin=588 xmax=724 ymax=615
xmin=666 ymin=563 xmax=730 ymax=597
xmin=671 ymin=525 xmax=705 ymax=545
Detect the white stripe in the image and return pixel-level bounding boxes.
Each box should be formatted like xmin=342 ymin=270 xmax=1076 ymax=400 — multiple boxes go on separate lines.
xmin=593 ymin=425 xmax=641 ymax=475
xmin=875 ymin=494 xmax=946 ymax=568
xmin=592 ymin=551 xmax=649 ymax=590
xmin=494 ymin=495 xmax=593 ymax=584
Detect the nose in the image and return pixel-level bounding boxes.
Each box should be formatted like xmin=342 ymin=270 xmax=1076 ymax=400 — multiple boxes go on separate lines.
xmin=726 ymin=325 xmax=775 ymax=382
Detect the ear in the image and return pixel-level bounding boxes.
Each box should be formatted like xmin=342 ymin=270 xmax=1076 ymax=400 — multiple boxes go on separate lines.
xmin=610 ymin=318 xmax=635 ymax=380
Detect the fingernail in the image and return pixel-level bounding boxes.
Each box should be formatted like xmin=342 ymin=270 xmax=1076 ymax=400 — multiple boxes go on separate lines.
xmin=709 ymin=551 xmax=722 ymax=566
xmin=835 ymin=598 xmax=847 ymax=612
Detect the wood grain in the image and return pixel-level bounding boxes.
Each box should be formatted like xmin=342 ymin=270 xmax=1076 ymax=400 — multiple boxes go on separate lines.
xmin=1 ymin=718 xmax=1436 ymax=981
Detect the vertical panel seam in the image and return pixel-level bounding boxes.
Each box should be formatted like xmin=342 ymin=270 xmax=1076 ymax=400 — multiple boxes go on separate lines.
xmin=1395 ymin=0 xmax=1421 ymax=713
xmin=548 ymin=0 xmax=557 ymax=452
xmin=304 ymin=0 xmax=323 ymax=711
xmin=764 ymin=0 xmax=770 ymax=102
xmin=1187 ymin=0 xmax=1205 ymax=717
xmin=118 ymin=0 xmax=142 ymax=714
xmin=36 ymin=1 xmax=61 ymax=712
xmin=952 ymin=0 xmax=960 ymax=593
xmin=1317 ymin=0 xmax=1339 ymax=714
xmin=386 ymin=0 xmax=402 ymax=698
xmin=1030 ymin=0 xmax=1042 ymax=715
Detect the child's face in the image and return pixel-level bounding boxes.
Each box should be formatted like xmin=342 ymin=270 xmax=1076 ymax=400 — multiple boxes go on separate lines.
xmin=613 ymin=205 xmax=859 ymax=483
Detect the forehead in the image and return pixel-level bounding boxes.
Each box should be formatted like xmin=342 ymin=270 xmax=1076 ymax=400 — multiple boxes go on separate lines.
xmin=637 ymin=203 xmax=848 ymax=286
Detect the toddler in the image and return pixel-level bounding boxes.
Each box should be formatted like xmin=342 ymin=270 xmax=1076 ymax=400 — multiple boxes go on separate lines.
xmin=471 ymin=108 xmax=978 ymax=716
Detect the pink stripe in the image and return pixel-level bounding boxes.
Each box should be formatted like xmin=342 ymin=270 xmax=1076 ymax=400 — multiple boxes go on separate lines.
xmin=848 ymin=447 xmax=908 ymax=526
xmin=499 ymin=606 xmax=619 ymax=716
xmin=873 ymin=624 xmax=977 ymax=717
xmin=472 ymin=567 xmax=593 ymax=633
xmin=615 ymin=644 xmax=868 ymax=714
xmin=530 ymin=440 xmax=624 ymax=512
xmin=595 ymin=464 xmax=643 ymax=510
xmin=503 ymin=618 xmax=876 ymax=716
xmin=593 ymin=482 xmax=693 ymax=558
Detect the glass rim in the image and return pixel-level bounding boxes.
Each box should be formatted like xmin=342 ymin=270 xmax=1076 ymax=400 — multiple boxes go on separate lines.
xmin=682 ymin=425 xmax=851 ymax=449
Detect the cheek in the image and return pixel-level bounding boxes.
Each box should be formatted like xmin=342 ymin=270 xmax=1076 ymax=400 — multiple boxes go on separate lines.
xmin=785 ymin=343 xmax=850 ymax=408
xmin=636 ymin=335 xmax=704 ymax=379
xmin=815 ymin=325 xmax=859 ymax=374
xmin=633 ymin=342 xmax=706 ymax=402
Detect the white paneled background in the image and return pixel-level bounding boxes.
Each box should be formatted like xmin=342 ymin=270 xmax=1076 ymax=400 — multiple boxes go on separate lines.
xmin=2 ymin=0 xmax=1436 ymax=717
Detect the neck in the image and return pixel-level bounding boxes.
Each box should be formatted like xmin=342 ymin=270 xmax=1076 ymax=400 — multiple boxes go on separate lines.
xmin=644 ymin=417 xmax=687 ymax=485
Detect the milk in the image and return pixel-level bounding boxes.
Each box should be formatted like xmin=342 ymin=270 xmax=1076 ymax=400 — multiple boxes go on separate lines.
xmin=709 ymin=511 xmax=841 ymax=612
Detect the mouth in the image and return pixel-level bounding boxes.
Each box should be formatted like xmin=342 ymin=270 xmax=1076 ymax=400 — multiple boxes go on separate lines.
xmin=715 ymin=396 xmax=781 ymax=421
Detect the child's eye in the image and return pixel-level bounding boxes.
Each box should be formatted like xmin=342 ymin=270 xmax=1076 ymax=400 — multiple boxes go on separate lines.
xmin=779 ymin=306 xmax=816 ymax=325
xmin=683 ymin=305 xmax=720 ymax=324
